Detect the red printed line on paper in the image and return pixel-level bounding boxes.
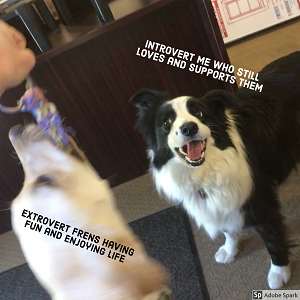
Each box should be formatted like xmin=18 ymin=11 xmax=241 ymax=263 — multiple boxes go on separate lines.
xmin=212 ymin=0 xmax=228 ymax=38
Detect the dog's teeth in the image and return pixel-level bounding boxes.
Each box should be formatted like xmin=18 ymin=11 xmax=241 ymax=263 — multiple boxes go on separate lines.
xmin=179 ymin=147 xmax=187 ymax=155
xmin=186 ymin=156 xmax=198 ymax=163
xmin=185 ymin=151 xmax=205 ymax=164
xmin=185 ymin=156 xmax=193 ymax=163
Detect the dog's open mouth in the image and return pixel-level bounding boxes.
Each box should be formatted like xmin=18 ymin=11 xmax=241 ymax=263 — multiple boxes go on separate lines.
xmin=175 ymin=139 xmax=206 ymax=167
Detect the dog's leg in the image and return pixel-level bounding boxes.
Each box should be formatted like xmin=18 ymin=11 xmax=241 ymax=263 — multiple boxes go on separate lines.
xmin=255 ymin=215 xmax=290 ymax=289
xmin=267 ymin=261 xmax=291 ymax=290
xmin=215 ymin=232 xmax=239 ymax=263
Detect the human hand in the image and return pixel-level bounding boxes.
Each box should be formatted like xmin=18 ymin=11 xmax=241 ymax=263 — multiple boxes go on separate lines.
xmin=0 ymin=20 xmax=36 ymax=96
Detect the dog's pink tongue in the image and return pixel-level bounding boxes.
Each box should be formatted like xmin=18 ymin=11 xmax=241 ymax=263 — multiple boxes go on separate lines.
xmin=187 ymin=141 xmax=203 ymax=160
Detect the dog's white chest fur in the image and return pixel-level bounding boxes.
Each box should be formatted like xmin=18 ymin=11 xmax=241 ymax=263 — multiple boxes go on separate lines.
xmin=151 ymin=117 xmax=253 ymax=238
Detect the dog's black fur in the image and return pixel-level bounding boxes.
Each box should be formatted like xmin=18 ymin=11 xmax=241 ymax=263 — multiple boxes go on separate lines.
xmin=234 ymin=52 xmax=300 ymax=265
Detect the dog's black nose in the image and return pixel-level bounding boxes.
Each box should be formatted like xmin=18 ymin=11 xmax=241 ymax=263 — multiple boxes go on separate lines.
xmin=9 ymin=124 xmax=24 ymax=139
xmin=180 ymin=122 xmax=198 ymax=136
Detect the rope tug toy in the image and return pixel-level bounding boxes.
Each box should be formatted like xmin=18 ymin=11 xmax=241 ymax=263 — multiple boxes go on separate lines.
xmin=0 ymin=77 xmax=73 ymax=151
xmin=0 ymin=77 xmax=91 ymax=164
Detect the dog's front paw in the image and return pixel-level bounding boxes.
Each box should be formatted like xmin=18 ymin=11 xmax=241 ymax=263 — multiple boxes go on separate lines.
xmin=268 ymin=263 xmax=291 ymax=289
xmin=214 ymin=245 xmax=237 ymax=264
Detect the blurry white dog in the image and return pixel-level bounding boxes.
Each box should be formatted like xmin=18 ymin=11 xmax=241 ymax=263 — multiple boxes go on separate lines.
xmin=9 ymin=124 xmax=169 ymax=300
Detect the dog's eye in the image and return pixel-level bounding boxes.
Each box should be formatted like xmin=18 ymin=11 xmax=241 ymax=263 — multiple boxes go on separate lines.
xmin=35 ymin=175 xmax=54 ymax=186
xmin=196 ymin=111 xmax=203 ymax=117
xmin=163 ymin=118 xmax=172 ymax=127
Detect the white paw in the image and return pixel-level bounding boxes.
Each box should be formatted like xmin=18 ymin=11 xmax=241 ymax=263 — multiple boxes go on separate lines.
xmin=268 ymin=264 xmax=291 ymax=289
xmin=214 ymin=245 xmax=237 ymax=263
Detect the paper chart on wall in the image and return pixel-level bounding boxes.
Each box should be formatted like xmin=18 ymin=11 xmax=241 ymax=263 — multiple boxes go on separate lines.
xmin=211 ymin=0 xmax=300 ymax=43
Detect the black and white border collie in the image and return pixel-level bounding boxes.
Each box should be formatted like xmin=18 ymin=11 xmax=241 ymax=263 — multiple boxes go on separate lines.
xmin=131 ymin=51 xmax=300 ymax=289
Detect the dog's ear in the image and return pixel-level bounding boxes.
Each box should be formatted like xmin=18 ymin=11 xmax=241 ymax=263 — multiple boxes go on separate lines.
xmin=202 ymin=90 xmax=237 ymax=113
xmin=130 ymin=89 xmax=169 ymax=149
xmin=130 ymin=89 xmax=168 ymax=113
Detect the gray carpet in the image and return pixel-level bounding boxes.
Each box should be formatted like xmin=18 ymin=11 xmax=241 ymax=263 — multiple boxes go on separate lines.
xmin=0 ymin=206 xmax=209 ymax=300
xmin=130 ymin=206 xmax=210 ymax=300
xmin=0 ymin=264 xmax=51 ymax=300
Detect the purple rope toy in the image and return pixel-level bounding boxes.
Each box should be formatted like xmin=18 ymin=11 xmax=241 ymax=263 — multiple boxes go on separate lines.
xmin=0 ymin=77 xmax=73 ymax=152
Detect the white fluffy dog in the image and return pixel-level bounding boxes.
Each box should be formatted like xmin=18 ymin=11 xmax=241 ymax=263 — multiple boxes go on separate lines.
xmin=9 ymin=124 xmax=169 ymax=300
